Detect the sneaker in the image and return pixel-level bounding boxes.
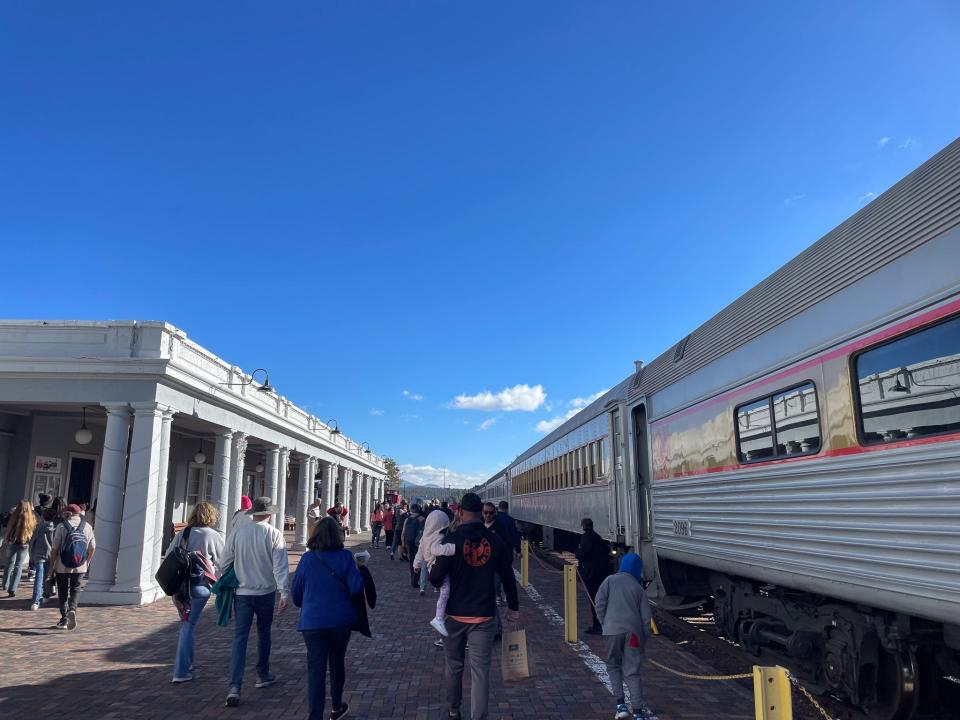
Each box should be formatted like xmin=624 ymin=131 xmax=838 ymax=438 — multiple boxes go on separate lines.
xmin=66 ymin=609 xmax=77 ymax=630
xmin=329 ymin=702 xmax=349 ymax=719
xmin=171 ymin=674 xmax=193 ymax=684
xmin=615 ymin=703 xmax=631 ymax=720
xmin=434 ymin=587 xmax=439 ymax=593
xmin=447 ymin=711 xmax=461 ymax=720
xmin=419 ymin=588 xmax=425 ymax=596
xmin=6 ymin=591 xmax=14 ymax=598
xmin=434 ymin=639 xmax=445 ymax=647
xmin=225 ymin=686 xmax=241 ymax=707
xmin=30 ymin=602 xmax=40 ymax=611
xmin=430 ymin=617 xmax=449 ymax=636
xmin=255 ymin=673 xmax=277 ymax=688
xmin=55 ymin=618 xmax=68 ymax=630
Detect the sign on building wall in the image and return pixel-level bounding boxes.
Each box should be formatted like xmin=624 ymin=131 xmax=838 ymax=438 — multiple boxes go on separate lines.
xmin=34 ymin=456 xmax=62 ymax=473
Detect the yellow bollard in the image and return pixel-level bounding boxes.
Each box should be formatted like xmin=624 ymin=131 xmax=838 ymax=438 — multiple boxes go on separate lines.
xmin=650 ymin=617 xmax=659 ymax=635
xmin=520 ymin=539 xmax=529 ymax=588
xmin=753 ymin=666 xmax=793 ymax=720
xmin=563 ymin=564 xmax=578 ymax=643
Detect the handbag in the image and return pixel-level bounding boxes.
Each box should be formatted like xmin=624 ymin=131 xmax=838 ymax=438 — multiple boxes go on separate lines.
xmin=155 ymin=526 xmax=192 ymax=596
xmin=317 ymin=554 xmax=371 ymax=637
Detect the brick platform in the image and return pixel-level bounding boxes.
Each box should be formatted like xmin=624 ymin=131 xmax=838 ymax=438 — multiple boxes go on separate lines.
xmin=0 ymin=532 xmax=754 ymax=719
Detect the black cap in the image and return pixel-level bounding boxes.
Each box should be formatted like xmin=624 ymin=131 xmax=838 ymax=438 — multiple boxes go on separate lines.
xmin=460 ymin=492 xmax=483 ymax=512
xmin=246 ymin=496 xmax=280 ymax=515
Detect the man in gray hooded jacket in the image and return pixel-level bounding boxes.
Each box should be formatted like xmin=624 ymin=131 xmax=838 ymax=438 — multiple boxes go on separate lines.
xmin=595 ymin=552 xmax=652 ymax=720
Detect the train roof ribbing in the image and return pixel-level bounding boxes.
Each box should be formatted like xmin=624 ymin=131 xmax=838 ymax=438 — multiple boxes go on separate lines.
xmin=628 ymin=137 xmax=960 ymax=403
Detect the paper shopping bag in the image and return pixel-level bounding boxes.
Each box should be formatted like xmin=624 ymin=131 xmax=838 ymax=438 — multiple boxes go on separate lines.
xmin=501 ymin=628 xmax=531 ymax=681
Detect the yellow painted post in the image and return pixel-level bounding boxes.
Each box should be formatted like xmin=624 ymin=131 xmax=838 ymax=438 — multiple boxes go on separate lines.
xmin=520 ymin=539 xmax=529 ymax=588
xmin=650 ymin=617 xmax=659 ymax=635
xmin=563 ymin=564 xmax=578 ymax=643
xmin=753 ymin=666 xmax=793 ymax=720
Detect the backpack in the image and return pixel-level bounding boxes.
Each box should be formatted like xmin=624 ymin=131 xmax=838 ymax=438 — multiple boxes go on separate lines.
xmin=59 ymin=518 xmax=89 ymax=569
xmin=155 ymin=526 xmax=193 ymax=596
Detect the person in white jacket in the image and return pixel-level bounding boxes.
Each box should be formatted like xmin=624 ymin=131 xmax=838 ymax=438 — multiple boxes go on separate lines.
xmin=219 ymin=496 xmax=290 ymax=708
xmin=413 ymin=508 xmax=456 ymax=636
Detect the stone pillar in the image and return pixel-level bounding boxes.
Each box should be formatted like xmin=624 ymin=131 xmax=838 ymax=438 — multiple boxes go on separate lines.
xmin=340 ymin=465 xmax=351 ymax=532
xmin=351 ymin=470 xmax=362 ymax=532
xmin=363 ymin=475 xmax=373 ymax=530
xmin=265 ymin=448 xmax=280 ymax=505
xmin=227 ymin=431 xmax=248 ymax=527
xmin=295 ymin=456 xmax=311 ymax=549
xmin=151 ymin=407 xmax=175 ymax=576
xmin=212 ymin=429 xmax=233 ymax=536
xmin=325 ymin=463 xmax=337 ymax=508
xmin=86 ymin=403 xmax=131 ymax=591
xmin=113 ymin=402 xmax=169 ymax=602
xmin=275 ymin=447 xmax=290 ymax=531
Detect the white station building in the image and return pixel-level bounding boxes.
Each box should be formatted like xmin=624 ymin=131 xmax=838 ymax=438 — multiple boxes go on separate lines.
xmin=0 ymin=320 xmax=387 ymax=606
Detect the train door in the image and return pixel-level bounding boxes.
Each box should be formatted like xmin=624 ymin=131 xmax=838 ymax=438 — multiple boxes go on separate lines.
xmin=631 ymin=403 xmax=652 ymax=541
xmin=610 ymin=407 xmax=628 ymax=546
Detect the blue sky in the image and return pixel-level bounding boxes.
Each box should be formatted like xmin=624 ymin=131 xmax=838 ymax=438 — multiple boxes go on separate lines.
xmin=2 ymin=2 xmax=959 ymax=487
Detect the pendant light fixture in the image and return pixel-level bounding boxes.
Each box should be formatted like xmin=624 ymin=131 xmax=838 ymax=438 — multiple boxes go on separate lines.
xmin=255 ymin=454 xmax=265 ymax=473
xmin=194 ymin=439 xmax=207 ymax=465
xmin=74 ymin=407 xmax=93 ymax=446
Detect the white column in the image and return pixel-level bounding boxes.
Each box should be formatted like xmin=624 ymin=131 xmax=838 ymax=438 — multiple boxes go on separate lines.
xmin=151 ymin=407 xmax=175 ymax=576
xmin=325 ymin=463 xmax=337 ymax=507
xmin=86 ymin=403 xmax=131 ymax=591
xmin=275 ymin=447 xmax=289 ymax=531
xmin=295 ymin=456 xmax=311 ymax=549
xmin=212 ymin=429 xmax=233 ymax=536
xmin=113 ymin=402 xmax=168 ymax=602
xmin=227 ymin=431 xmax=248 ymax=524
xmin=351 ymin=470 xmax=362 ymax=532
xmin=265 ymin=447 xmax=280 ymax=504
xmin=340 ymin=465 xmax=351 ymax=531
xmin=362 ymin=475 xmax=373 ymax=530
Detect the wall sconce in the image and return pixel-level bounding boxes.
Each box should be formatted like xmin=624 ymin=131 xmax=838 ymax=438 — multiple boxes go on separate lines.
xmin=890 ymin=368 xmax=910 ymax=393
xmin=74 ymin=407 xmax=93 ymax=446
xmin=220 ymin=368 xmax=275 ymax=394
xmin=361 ymin=442 xmax=371 ymax=454
xmin=327 ymin=419 xmax=340 ymax=435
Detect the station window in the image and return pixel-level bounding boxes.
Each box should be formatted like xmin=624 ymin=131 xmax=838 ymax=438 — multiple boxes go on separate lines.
xmin=736 ymin=382 xmax=820 ymax=462
xmin=854 ymin=313 xmax=960 ymax=444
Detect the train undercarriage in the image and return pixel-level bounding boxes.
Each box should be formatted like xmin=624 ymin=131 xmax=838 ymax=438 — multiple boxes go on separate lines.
xmin=704 ymin=573 xmax=960 ymax=720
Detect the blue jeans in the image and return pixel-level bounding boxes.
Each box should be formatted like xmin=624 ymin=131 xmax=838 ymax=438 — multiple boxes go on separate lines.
xmin=229 ymin=592 xmax=275 ymax=688
xmin=3 ymin=544 xmax=29 ymax=593
xmin=174 ymin=584 xmax=211 ymax=679
xmin=302 ymin=626 xmax=352 ymax=720
xmin=32 ymin=559 xmax=45 ymax=605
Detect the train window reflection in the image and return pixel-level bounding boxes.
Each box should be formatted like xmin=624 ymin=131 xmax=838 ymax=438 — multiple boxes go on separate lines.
xmin=737 ymin=399 xmax=773 ymax=461
xmin=855 ymin=314 xmax=960 ymax=445
xmin=773 ymin=383 xmax=820 ymax=456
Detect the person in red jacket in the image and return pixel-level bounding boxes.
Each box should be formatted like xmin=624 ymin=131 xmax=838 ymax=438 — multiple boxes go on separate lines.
xmin=326 ymin=501 xmax=349 ymax=536
xmin=381 ymin=502 xmax=395 ymax=550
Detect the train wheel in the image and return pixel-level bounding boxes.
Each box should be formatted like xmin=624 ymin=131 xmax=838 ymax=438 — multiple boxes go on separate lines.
xmin=868 ymin=647 xmax=918 ymax=720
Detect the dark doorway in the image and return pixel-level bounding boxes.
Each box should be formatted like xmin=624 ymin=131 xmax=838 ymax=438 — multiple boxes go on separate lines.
xmin=68 ymin=456 xmax=96 ymax=505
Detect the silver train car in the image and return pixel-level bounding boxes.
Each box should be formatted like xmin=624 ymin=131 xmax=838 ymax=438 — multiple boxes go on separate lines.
xmin=485 ymin=138 xmax=960 ymax=718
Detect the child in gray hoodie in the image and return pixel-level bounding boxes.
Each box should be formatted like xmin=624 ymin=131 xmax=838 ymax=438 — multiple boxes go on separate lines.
xmin=595 ymin=552 xmax=652 ymax=720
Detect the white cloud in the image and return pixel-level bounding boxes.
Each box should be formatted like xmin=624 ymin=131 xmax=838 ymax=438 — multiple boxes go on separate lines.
xmin=535 ymin=389 xmax=609 ymax=434
xmin=402 ymin=390 xmax=423 ymax=401
xmin=478 ymin=417 xmax=499 ymax=431
xmin=399 ymin=463 xmax=487 ymax=490
xmin=858 ymin=191 xmax=876 ymax=203
xmin=369 ymin=408 xmax=385 ymax=416
xmin=453 ymin=384 xmax=546 ymax=412
xmin=877 ymin=136 xmax=890 ymax=148
xmin=400 ymin=413 xmax=419 ymax=421
xmin=900 ymin=137 xmax=915 ymax=149
xmin=783 ymin=194 xmax=806 ymax=205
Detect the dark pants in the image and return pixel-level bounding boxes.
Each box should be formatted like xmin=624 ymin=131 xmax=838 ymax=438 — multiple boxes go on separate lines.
xmin=302 ymin=626 xmax=352 ymax=720
xmin=55 ymin=573 xmax=82 ymax=617
xmin=407 ymin=543 xmax=419 ymax=586
xmin=230 ymin=592 xmax=275 ymax=688
xmin=585 ymin=576 xmax=603 ymax=630
xmin=444 ymin=616 xmax=497 ymax=720
xmin=372 ymin=523 xmax=382 ymax=544
xmin=384 ymin=529 xmax=394 ymax=548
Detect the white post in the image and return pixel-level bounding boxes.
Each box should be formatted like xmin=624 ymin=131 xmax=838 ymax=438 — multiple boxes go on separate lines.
xmin=325 ymin=463 xmax=337 ymax=508
xmin=295 ymin=456 xmax=311 ymax=549
xmin=113 ymin=402 xmax=167 ymax=601
xmin=351 ymin=470 xmax=362 ymax=532
xmin=151 ymin=407 xmax=175 ymax=576
xmin=227 ymin=431 xmax=248 ymax=524
xmin=265 ymin=447 xmax=280 ymax=505
xmin=341 ymin=466 xmax=351 ymax=532
xmin=275 ymin=447 xmax=289 ymax=531
xmin=213 ymin=429 xmax=233 ymax=536
xmin=86 ymin=403 xmax=131 ymax=591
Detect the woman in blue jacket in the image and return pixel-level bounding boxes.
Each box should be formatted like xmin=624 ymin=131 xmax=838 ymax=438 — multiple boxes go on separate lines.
xmin=292 ymin=516 xmax=364 ymax=720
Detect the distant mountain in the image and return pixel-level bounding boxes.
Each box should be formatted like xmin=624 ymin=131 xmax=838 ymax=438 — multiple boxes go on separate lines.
xmin=395 ymin=484 xmax=465 ymax=501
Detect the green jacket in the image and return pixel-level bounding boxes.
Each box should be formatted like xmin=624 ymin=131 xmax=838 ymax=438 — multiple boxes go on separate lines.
xmin=211 ymin=565 xmax=239 ymax=627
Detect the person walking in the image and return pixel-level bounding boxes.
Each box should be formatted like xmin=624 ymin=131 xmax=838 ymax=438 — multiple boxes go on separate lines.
xmin=3 ymin=500 xmax=36 ymax=597
xmin=47 ymin=503 xmax=95 ymax=629
xmin=430 ymin=492 xmax=520 ymax=720
xmin=369 ymin=503 xmax=384 ymax=548
xmin=229 ymin=496 xmax=253 ymax=536
xmin=401 ymin=504 xmax=424 ymax=588
xmin=220 ymin=496 xmax=290 ymax=708
xmin=576 ymin=517 xmax=612 ymax=635
xmin=327 ymin=500 xmax=349 ymax=536
xmin=167 ymin=501 xmax=225 ymax=684
xmin=381 ymin=502 xmax=394 ymax=551
xmin=390 ymin=502 xmax=408 ymax=560
xmin=413 ymin=509 xmax=456 ymax=635
xmin=292 ymin=516 xmax=364 ymax=720
xmin=595 ymin=552 xmax=652 ymax=720
xmin=28 ymin=506 xmax=56 ymax=610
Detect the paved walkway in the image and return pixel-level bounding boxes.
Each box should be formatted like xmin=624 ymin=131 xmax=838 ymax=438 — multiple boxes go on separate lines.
xmin=0 ymin=531 xmax=753 ymax=719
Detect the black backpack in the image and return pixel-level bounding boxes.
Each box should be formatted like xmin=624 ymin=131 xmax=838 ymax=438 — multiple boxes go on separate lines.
xmin=155 ymin=526 xmax=192 ymax=596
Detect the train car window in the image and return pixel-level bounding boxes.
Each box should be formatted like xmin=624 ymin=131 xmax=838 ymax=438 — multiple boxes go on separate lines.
xmin=773 ymin=383 xmax=820 ymax=456
xmin=854 ymin=314 xmax=960 ymax=444
xmin=736 ymin=398 xmax=774 ymax=461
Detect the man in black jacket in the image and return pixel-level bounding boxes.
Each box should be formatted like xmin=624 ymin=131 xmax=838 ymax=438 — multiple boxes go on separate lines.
xmin=431 ymin=492 xmax=519 ymax=720
xmin=576 ymin=517 xmax=612 ymax=634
